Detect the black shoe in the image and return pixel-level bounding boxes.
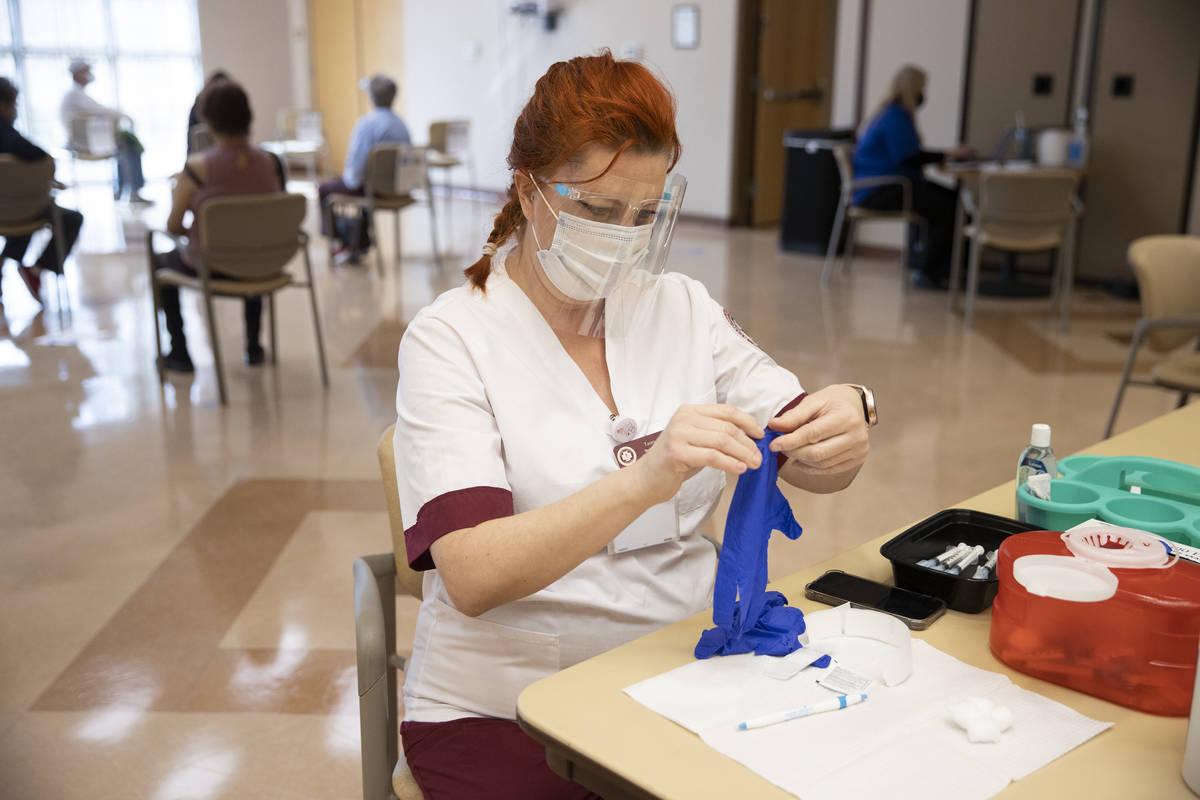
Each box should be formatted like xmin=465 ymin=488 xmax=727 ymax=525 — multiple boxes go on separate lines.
xmin=162 ymin=348 xmax=194 ymax=373
xmin=245 ymin=344 xmax=266 ymax=366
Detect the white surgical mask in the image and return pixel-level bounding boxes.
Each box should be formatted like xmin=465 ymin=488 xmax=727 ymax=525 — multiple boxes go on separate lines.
xmin=530 ymin=178 xmax=654 ymax=302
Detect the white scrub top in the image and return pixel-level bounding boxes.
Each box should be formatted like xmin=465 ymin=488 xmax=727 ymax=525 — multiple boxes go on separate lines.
xmin=394 ymin=251 xmax=804 ymax=723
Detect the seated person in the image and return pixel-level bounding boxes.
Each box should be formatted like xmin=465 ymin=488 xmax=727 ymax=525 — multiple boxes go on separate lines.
xmin=155 ymin=81 xmax=285 ymax=373
xmin=59 ymin=59 xmax=151 ymax=204
xmin=318 ymin=74 xmax=411 ymax=264
xmin=187 ymin=70 xmax=230 ymax=154
xmin=0 ymin=77 xmax=84 ymax=304
xmin=853 ymin=64 xmax=974 ymax=289
xmin=393 ymin=51 xmax=872 ymax=797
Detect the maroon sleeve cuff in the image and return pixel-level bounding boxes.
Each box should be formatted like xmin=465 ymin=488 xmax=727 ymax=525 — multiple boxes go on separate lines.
xmin=774 ymin=392 xmax=808 ymax=470
xmin=404 ymin=486 xmax=514 ymax=571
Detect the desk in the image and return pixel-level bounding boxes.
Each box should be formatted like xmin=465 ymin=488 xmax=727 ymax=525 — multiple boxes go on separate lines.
xmin=518 ymin=402 xmax=1200 ymax=800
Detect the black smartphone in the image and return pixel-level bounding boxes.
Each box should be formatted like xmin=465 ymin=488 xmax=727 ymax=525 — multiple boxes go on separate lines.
xmin=804 ymin=570 xmax=947 ymax=630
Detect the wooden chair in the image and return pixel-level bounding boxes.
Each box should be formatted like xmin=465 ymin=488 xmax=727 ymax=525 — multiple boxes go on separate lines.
xmin=1104 ymin=235 xmax=1200 ymax=437
xmin=147 ymin=193 xmax=328 ymax=406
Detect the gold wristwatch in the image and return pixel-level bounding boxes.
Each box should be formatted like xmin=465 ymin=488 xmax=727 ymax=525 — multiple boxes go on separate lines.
xmin=846 ymin=384 xmax=878 ymax=427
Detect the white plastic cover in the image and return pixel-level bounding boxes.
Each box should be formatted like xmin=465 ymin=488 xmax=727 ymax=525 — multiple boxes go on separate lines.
xmin=1011 ymin=554 xmax=1118 ymax=602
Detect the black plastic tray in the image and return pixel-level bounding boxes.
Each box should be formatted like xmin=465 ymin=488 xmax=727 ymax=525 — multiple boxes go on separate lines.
xmin=879 ymin=508 xmax=1042 ymax=613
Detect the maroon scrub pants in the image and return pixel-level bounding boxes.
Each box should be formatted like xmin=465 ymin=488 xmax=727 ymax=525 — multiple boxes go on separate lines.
xmin=401 ymin=718 xmax=602 ymax=799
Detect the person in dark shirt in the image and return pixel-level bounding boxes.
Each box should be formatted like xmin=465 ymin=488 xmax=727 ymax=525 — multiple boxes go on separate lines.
xmin=187 ymin=70 xmax=230 ymax=154
xmin=0 ymin=77 xmax=84 ymax=305
xmin=853 ymin=65 xmax=974 ymax=288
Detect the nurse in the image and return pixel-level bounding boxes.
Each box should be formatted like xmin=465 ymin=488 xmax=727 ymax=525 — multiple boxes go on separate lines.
xmin=394 ymin=51 xmax=874 ymax=798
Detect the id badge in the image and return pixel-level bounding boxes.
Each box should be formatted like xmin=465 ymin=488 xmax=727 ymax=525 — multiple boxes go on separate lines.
xmin=608 ymin=500 xmax=680 ymax=555
xmin=609 ymin=430 xmax=680 ymax=554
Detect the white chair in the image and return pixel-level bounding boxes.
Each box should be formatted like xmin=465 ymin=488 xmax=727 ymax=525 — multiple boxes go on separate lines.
xmin=822 ymin=143 xmax=926 ymax=288
xmin=65 ymin=114 xmax=119 ymax=195
xmin=1104 ymin=235 xmax=1200 ymax=437
xmin=951 ymin=169 xmax=1080 ymax=330
xmin=147 ymin=193 xmax=329 ymax=406
xmin=325 ymin=144 xmax=441 ymax=277
xmin=271 ymin=108 xmax=325 ymax=183
xmin=0 ymin=155 xmax=72 ymax=312
xmin=427 ymin=120 xmax=474 ymax=243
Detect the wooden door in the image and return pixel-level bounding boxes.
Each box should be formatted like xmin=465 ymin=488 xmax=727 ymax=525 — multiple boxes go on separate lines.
xmin=748 ymin=0 xmax=837 ymax=227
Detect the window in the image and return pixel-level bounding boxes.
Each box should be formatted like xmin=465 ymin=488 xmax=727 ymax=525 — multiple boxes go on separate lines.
xmin=0 ymin=0 xmax=202 ymax=179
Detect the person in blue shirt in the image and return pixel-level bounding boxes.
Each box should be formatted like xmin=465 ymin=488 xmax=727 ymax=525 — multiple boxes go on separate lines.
xmin=853 ymin=65 xmax=973 ymax=289
xmin=318 ymin=74 xmax=412 ymax=265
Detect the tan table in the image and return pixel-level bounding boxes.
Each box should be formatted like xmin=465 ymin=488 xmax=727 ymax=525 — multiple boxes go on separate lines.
xmin=518 ymin=402 xmax=1200 ymax=799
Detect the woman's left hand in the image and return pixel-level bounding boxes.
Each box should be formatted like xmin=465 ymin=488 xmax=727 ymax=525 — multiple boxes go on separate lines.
xmin=767 ymin=385 xmax=870 ymax=479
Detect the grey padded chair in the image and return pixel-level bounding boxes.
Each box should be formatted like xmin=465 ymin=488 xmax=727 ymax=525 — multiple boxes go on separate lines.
xmin=951 ymin=169 xmax=1080 ymax=330
xmin=354 ymin=424 xmax=426 ymax=800
xmin=326 ymin=144 xmax=441 ymax=278
xmin=0 ymin=155 xmax=71 ymax=312
xmin=147 ymin=193 xmax=329 ymax=406
xmin=1104 ymin=235 xmax=1200 ymax=437
xmin=823 ymin=143 xmax=926 ymax=288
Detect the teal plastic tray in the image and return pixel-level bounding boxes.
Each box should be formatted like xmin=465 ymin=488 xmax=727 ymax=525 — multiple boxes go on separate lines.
xmin=1015 ymin=455 xmax=1200 ymax=547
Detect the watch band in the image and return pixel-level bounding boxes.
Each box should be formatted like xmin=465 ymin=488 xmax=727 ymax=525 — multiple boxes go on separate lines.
xmin=846 ymin=384 xmax=878 ymax=427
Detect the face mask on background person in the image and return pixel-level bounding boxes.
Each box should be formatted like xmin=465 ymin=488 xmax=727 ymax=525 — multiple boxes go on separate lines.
xmin=528 ymin=174 xmax=655 ymax=303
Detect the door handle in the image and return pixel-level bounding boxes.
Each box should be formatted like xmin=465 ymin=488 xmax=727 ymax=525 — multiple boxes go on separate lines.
xmin=761 ymin=87 xmax=824 ymax=102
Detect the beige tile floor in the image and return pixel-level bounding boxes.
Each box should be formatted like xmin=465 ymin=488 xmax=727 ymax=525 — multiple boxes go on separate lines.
xmin=0 ymin=178 xmax=1183 ymax=799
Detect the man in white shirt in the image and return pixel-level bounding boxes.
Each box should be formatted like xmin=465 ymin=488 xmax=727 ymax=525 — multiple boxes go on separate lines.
xmin=59 ymin=59 xmax=150 ymax=204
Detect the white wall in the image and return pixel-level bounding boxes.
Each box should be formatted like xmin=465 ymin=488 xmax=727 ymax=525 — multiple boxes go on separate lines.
xmin=834 ymin=0 xmax=971 ymax=245
xmin=196 ymin=0 xmax=295 ymax=144
xmin=830 ymin=0 xmax=863 ymax=129
xmin=401 ymin=0 xmax=738 ymax=219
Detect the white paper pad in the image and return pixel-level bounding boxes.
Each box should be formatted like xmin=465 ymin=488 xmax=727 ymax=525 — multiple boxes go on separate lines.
xmin=624 ymin=640 xmax=1112 ymax=800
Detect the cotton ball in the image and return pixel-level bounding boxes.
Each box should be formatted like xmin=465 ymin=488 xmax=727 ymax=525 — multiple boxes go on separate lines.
xmin=994 ymin=705 xmax=1013 ymax=732
xmin=967 ymin=717 xmax=1004 ymax=743
xmin=948 ymin=697 xmax=1013 ymax=744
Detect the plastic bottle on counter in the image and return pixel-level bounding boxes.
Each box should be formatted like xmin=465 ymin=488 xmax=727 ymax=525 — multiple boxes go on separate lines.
xmin=1068 ymin=107 xmax=1089 ymax=168
xmin=1016 ymin=424 xmax=1057 ymax=518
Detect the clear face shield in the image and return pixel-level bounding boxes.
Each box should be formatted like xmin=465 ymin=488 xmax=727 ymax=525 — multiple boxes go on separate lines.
xmin=527 ymin=171 xmax=687 ymax=338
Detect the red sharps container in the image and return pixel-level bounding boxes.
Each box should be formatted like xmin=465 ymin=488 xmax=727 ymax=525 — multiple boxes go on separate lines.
xmin=989 ymin=523 xmax=1200 ymax=716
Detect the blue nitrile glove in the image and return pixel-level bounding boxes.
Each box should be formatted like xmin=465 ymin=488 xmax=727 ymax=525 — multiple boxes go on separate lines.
xmin=695 ymin=429 xmax=832 ymax=665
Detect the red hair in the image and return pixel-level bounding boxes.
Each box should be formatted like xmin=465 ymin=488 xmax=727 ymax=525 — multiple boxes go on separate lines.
xmin=465 ymin=50 xmax=681 ymax=289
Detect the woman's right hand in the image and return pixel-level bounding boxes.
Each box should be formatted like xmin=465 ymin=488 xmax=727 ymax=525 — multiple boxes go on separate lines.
xmin=630 ymin=404 xmax=764 ymax=505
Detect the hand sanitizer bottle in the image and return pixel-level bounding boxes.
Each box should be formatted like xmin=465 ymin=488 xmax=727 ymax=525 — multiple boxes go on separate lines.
xmin=1016 ymin=424 xmax=1057 ymax=518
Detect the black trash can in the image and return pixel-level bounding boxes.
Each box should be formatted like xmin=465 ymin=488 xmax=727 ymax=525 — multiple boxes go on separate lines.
xmin=779 ymin=128 xmax=855 ymax=255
